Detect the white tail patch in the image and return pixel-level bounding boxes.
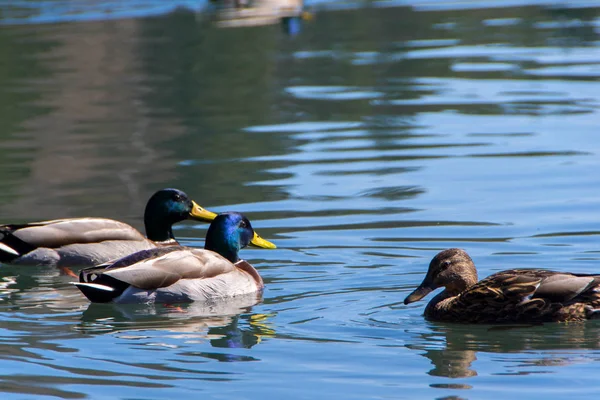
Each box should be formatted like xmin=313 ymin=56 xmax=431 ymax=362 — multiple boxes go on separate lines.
xmin=71 ymin=282 xmax=115 ymax=292
xmin=0 ymin=242 xmax=19 ymax=256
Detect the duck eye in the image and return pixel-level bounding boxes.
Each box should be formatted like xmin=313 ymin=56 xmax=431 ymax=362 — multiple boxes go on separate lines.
xmin=173 ymin=194 xmax=181 ymax=201
xmin=239 ymin=220 xmax=247 ymax=228
xmin=441 ymin=260 xmax=452 ymax=270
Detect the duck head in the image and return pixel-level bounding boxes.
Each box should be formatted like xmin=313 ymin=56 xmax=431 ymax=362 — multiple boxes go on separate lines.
xmin=144 ymin=188 xmax=217 ymax=242
xmin=404 ymin=248 xmax=478 ymax=305
xmin=205 ymin=212 xmax=276 ymax=263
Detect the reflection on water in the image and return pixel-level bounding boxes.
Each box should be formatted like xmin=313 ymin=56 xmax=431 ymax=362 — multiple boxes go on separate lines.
xmin=1 ymin=1 xmax=600 ymax=399
xmin=78 ymin=301 xmax=275 ymax=350
xmin=407 ymin=321 xmax=600 ymax=384
xmin=211 ymin=0 xmax=311 ymax=36
xmin=0 ymin=291 xmax=275 ymax=396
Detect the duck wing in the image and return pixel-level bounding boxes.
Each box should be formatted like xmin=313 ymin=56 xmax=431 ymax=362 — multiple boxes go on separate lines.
xmin=80 ymin=246 xmax=235 ymax=291
xmin=0 ymin=218 xmax=149 ymax=264
xmin=532 ymin=272 xmax=600 ymax=302
xmin=3 ymin=218 xmax=146 ymax=249
xmin=453 ymin=269 xmax=600 ymax=322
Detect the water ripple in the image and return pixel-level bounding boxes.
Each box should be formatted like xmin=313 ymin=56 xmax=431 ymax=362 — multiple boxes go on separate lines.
xmin=2 ymin=2 xmax=600 ymax=399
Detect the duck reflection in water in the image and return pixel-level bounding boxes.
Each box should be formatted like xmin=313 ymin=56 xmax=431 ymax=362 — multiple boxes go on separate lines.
xmin=409 ymin=322 xmax=600 ymax=380
xmin=79 ymin=298 xmax=276 ymax=352
xmin=210 ymin=0 xmax=313 ymax=36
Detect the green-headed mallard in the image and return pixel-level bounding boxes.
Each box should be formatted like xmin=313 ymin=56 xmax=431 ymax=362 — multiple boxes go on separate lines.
xmin=404 ymin=248 xmax=600 ymax=323
xmin=73 ymin=212 xmax=274 ymax=304
xmin=0 ymin=188 xmax=274 ymax=269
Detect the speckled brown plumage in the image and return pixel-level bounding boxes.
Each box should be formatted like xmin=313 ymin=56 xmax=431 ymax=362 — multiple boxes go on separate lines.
xmin=404 ymin=248 xmax=600 ymax=323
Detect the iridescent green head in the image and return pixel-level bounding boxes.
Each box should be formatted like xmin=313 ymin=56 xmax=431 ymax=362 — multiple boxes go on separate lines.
xmin=204 ymin=212 xmax=276 ymax=263
xmin=143 ymin=188 xmax=216 ymax=242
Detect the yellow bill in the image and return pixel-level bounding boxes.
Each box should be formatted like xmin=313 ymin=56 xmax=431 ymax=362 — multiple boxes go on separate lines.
xmin=250 ymin=231 xmax=277 ymax=249
xmin=189 ymin=201 xmax=218 ymax=222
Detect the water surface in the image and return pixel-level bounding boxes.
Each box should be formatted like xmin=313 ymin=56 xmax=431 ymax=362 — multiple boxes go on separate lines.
xmin=1 ymin=1 xmax=600 ymax=398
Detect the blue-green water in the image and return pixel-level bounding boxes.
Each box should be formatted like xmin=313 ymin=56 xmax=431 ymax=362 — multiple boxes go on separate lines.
xmin=1 ymin=1 xmax=600 ymax=398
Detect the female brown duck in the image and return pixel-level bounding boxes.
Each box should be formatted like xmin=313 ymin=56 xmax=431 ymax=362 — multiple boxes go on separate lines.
xmin=404 ymin=248 xmax=600 ymax=323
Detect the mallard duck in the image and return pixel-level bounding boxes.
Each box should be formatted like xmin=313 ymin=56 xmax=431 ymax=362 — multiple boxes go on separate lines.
xmin=404 ymin=248 xmax=600 ymax=323
xmin=0 ymin=188 xmax=274 ymax=268
xmin=211 ymin=0 xmax=313 ymax=36
xmin=73 ymin=212 xmax=275 ymax=304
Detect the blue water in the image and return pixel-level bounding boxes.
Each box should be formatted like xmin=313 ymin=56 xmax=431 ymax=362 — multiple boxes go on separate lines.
xmin=1 ymin=0 xmax=600 ymax=398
